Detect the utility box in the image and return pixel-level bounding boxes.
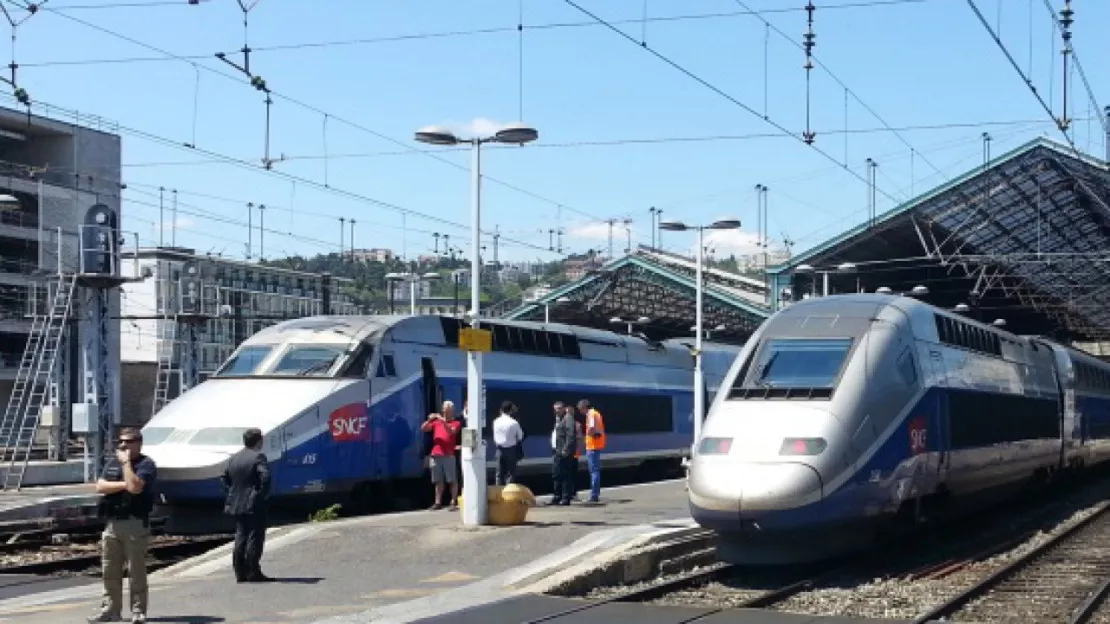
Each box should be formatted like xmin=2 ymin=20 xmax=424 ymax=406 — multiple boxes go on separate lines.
xmin=72 ymin=403 xmax=98 ymax=434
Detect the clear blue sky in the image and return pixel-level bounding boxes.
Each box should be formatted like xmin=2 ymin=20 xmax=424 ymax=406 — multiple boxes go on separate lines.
xmin=7 ymin=0 xmax=1108 ymax=264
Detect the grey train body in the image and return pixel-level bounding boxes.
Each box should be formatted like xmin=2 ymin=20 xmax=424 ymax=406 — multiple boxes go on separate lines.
xmin=688 ymin=293 xmax=1110 ymax=565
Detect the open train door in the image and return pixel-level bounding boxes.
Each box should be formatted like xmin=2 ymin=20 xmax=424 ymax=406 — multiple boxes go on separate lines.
xmin=419 ymin=356 xmax=444 ymax=463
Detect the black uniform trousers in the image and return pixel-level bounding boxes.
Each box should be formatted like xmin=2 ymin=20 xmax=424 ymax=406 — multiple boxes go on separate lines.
xmin=232 ymin=512 xmax=267 ymax=581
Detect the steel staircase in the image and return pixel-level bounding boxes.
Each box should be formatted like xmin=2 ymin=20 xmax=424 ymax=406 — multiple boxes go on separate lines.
xmin=0 ymin=274 xmax=77 ymax=491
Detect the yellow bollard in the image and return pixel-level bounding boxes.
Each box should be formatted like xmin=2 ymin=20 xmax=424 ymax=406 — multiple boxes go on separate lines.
xmin=458 ymin=484 xmax=535 ymax=526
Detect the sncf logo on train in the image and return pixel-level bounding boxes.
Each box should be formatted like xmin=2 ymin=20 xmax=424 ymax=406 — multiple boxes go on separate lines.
xmin=909 ymin=416 xmax=928 ymax=455
xmin=329 ymin=404 xmax=369 ymax=442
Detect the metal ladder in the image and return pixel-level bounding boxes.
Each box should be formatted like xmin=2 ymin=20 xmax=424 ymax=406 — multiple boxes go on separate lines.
xmin=151 ymin=314 xmax=178 ymax=418
xmin=0 ymin=274 xmax=77 ymax=491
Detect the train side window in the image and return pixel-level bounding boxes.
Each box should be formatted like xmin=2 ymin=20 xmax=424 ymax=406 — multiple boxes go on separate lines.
xmin=376 ymin=354 xmax=397 ymax=378
xmin=896 ymin=347 xmax=917 ymax=386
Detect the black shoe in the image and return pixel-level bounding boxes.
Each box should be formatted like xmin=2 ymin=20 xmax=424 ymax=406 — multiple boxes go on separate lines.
xmin=87 ymin=613 xmax=121 ymax=623
xmin=246 ymin=573 xmax=273 ymax=582
xmin=544 ymin=499 xmax=560 ymax=506
xmin=559 ymin=500 xmax=571 ymax=506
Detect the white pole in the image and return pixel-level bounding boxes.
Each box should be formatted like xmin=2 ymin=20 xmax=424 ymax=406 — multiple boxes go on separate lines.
xmin=545 ymin=303 xmax=550 ymax=323
xmin=462 ymin=139 xmax=488 ymax=526
xmin=823 ymin=272 xmax=829 ymax=297
xmin=410 ymin=275 xmax=416 ymax=315
xmin=693 ymin=226 xmax=705 ymax=453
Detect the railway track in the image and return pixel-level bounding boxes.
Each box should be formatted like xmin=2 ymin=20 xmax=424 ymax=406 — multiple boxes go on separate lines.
xmin=0 ymin=535 xmax=231 ymax=576
xmin=911 ymin=500 xmax=1110 ymax=623
xmin=556 ymin=469 xmax=1110 ymax=623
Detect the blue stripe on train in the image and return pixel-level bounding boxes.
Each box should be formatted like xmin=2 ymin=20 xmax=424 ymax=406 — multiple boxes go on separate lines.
xmin=170 ymin=376 xmax=697 ymax=501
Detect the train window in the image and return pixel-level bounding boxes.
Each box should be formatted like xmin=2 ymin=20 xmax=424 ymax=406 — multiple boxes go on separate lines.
xmin=138 ymin=427 xmax=174 ymax=446
xmin=340 ymin=344 xmax=373 ymax=378
xmin=747 ymin=338 xmax=854 ymax=389
xmin=897 ymin=348 xmax=917 ymax=386
xmin=376 ymin=354 xmax=397 ymax=377
xmin=269 ymin=345 xmax=347 ymax=377
xmin=214 ymin=345 xmax=273 ymax=377
xmin=188 ymin=427 xmax=251 ymax=446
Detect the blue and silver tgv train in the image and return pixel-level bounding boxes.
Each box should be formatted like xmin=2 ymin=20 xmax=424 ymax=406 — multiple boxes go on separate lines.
xmin=141 ymin=314 xmax=742 ymax=511
xmin=688 ymin=293 xmax=1110 ymax=565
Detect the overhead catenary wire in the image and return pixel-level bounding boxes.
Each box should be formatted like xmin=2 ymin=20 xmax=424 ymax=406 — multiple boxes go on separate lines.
xmin=0 ymin=90 xmax=558 ymax=258
xmin=562 ymin=0 xmax=909 ymax=206
xmin=17 ymin=0 xmax=937 ymax=68
xmin=117 ymin=116 xmax=1093 ymax=169
xmin=1037 ymin=0 xmax=1107 ymax=138
xmin=1 ymin=0 xmax=604 ymax=224
xmin=730 ymin=0 xmax=947 ymax=178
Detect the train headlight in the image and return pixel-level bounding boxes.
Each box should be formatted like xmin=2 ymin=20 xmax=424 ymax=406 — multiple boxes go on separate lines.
xmin=697 ymin=437 xmax=733 ymax=455
xmin=779 ymin=438 xmax=827 ymax=456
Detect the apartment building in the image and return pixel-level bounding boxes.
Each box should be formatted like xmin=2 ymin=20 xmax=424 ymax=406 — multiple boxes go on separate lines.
xmin=119 ymin=247 xmax=360 ymax=424
xmin=0 ymin=106 xmax=122 ymax=415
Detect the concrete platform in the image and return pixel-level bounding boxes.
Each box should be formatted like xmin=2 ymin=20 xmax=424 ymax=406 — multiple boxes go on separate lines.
xmin=0 ymin=481 xmax=98 ymax=525
xmin=19 ymin=459 xmax=87 ymax=487
xmin=0 ymin=479 xmax=700 ymax=623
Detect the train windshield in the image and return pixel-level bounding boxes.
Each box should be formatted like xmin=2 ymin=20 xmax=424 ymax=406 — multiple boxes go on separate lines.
xmin=750 ymin=338 xmax=853 ymax=388
xmin=268 ymin=345 xmax=348 ymax=377
xmin=215 ymin=345 xmax=273 ymax=377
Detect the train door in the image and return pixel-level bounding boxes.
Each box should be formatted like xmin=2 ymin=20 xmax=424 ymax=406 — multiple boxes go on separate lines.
xmin=421 ymin=357 xmax=443 ymax=413
xmin=926 ymin=348 xmax=950 ymax=486
xmin=419 ymin=356 xmax=444 ymax=463
xmin=281 ymin=406 xmax=324 ymax=494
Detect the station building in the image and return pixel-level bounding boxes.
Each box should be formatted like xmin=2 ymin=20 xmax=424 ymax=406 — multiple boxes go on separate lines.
xmin=0 ymin=105 xmax=122 ymax=423
xmin=119 ymin=247 xmax=360 ymax=425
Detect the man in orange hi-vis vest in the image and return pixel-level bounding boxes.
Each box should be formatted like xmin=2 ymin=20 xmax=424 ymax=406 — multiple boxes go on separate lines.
xmin=576 ymin=399 xmax=606 ymax=503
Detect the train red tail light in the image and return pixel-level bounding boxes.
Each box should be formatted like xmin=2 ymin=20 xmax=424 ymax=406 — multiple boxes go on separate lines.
xmin=697 ymin=437 xmax=733 ymax=455
xmin=779 ymin=438 xmax=827 ymax=456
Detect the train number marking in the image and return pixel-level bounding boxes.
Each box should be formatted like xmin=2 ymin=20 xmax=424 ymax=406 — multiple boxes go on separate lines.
xmin=909 ymin=416 xmax=927 ymax=455
xmin=302 ymin=453 xmax=317 ymax=465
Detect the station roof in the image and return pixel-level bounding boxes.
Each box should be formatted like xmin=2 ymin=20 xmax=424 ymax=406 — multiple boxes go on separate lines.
xmin=501 ymin=246 xmax=772 ymax=344
xmin=768 ymin=137 xmax=1110 ymax=341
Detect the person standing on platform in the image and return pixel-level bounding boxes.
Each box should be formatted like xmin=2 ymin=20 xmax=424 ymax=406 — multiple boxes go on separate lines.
xmin=548 ymin=402 xmax=578 ymax=506
xmin=88 ymin=427 xmax=157 ymax=624
xmin=422 ymin=400 xmax=462 ymax=510
xmin=578 ymin=399 xmax=607 ymax=503
xmin=221 ymin=427 xmax=272 ymax=583
xmin=492 ymin=400 xmax=524 ymax=485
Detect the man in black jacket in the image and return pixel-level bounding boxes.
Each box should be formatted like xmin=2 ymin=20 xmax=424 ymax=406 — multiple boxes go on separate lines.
xmin=88 ymin=427 xmax=157 ymax=624
xmin=221 ymin=428 xmax=272 ymax=582
xmin=547 ymin=403 xmax=578 ymax=506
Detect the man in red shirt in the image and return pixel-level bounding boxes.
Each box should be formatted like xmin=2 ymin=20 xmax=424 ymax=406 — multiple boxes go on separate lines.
xmin=421 ymin=400 xmax=462 ymax=510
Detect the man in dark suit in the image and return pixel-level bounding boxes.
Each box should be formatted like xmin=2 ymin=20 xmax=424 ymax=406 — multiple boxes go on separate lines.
xmin=221 ymin=427 xmax=272 ymax=582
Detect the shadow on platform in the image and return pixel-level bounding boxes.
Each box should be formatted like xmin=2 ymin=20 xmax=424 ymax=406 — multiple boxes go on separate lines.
xmin=250 ymin=576 xmax=324 ymax=585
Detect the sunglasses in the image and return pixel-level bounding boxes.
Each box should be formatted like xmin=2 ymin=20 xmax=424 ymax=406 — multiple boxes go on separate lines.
xmin=116 ymin=438 xmax=138 ymax=446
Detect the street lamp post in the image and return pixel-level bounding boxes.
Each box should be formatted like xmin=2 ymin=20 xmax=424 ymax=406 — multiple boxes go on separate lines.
xmin=658 ymin=218 xmax=741 ymax=452
xmin=385 ymin=271 xmax=441 ymax=315
xmin=415 ymin=121 xmax=538 ymax=527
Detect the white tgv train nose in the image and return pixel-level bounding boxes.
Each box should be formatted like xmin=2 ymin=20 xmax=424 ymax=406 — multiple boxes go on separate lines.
xmin=688 ymin=460 xmax=823 ymax=513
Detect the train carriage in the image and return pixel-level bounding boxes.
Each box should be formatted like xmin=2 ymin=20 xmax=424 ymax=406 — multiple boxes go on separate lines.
xmin=141 ymin=314 xmax=742 ymax=515
xmin=688 ymin=293 xmax=1110 ymax=565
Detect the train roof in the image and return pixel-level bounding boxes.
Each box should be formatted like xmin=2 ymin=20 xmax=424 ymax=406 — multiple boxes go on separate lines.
xmin=243 ymin=315 xmax=393 ymax=344
xmin=242 ymin=314 xmax=743 ymax=357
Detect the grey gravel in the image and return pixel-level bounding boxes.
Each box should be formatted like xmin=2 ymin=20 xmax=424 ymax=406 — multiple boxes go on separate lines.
xmin=599 ymin=478 xmax=1110 ymax=621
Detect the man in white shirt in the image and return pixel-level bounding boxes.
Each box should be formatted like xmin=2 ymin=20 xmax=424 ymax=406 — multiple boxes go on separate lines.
xmin=493 ymin=400 xmax=524 ymax=485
